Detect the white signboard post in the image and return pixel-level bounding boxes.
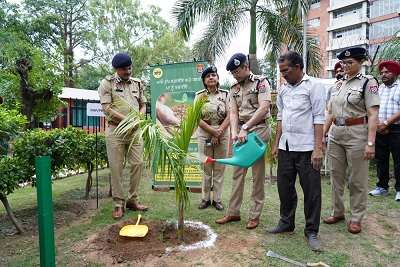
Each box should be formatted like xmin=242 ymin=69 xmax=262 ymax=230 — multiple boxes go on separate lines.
xmin=86 ymin=102 xmax=104 ymax=208
xmin=86 ymin=103 xmax=105 ymax=117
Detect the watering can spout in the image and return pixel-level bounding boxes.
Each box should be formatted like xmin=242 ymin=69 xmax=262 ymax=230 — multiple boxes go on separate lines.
xmin=205 ymin=132 xmax=267 ymax=168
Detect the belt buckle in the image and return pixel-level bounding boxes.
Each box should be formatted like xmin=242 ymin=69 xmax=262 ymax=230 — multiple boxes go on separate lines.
xmin=336 ymin=116 xmax=346 ymax=126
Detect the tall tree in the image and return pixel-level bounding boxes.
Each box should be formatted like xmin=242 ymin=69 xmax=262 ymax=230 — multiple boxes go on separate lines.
xmin=173 ymin=0 xmax=321 ymax=76
xmin=24 ymin=0 xmax=91 ymax=87
xmin=88 ymin=0 xmax=172 ymax=77
xmin=0 ymin=0 xmax=63 ymax=128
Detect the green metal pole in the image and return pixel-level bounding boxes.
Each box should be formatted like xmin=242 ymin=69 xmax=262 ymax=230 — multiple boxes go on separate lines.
xmin=35 ymin=156 xmax=56 ymax=267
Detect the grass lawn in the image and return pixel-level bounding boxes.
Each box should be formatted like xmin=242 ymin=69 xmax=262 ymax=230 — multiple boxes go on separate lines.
xmin=0 ymin=166 xmax=399 ymax=267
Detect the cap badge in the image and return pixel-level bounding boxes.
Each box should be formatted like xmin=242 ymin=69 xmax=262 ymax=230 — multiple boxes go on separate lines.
xmin=234 ymin=59 xmax=241 ymax=66
xmin=345 ymin=50 xmax=351 ymax=57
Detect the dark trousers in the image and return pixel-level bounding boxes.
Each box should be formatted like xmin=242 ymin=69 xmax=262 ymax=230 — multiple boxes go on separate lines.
xmin=375 ymin=125 xmax=400 ymax=192
xmin=277 ymin=149 xmax=321 ymax=235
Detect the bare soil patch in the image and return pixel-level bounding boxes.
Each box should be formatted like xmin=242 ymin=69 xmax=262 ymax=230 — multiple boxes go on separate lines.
xmin=77 ymin=218 xmax=208 ymax=265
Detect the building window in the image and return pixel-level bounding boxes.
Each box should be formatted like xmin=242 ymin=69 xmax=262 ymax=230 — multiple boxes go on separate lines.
xmin=310 ymin=0 xmax=320 ymax=9
xmin=370 ymin=17 xmax=400 ymax=40
xmin=71 ymin=100 xmax=99 ymax=127
xmin=370 ymin=0 xmax=400 ymax=19
xmin=308 ymin=18 xmax=320 ymax=28
xmin=333 ymin=4 xmax=363 ymax=19
xmin=333 ymin=25 xmax=363 ymax=39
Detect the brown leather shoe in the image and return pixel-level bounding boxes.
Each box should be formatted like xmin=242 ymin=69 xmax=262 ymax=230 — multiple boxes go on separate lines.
xmin=348 ymin=221 xmax=361 ymax=234
xmin=112 ymin=207 xmax=124 ymax=219
xmin=126 ymin=200 xmax=149 ymax=211
xmin=246 ymin=218 xmax=259 ymax=229
xmin=323 ymin=215 xmax=345 ymax=224
xmin=215 ymin=215 xmax=241 ymax=224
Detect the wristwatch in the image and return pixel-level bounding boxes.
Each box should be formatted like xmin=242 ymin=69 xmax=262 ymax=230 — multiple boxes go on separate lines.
xmin=367 ymin=141 xmax=374 ymax=147
xmin=241 ymin=124 xmax=249 ymax=131
xmin=383 ymin=120 xmax=389 ymax=126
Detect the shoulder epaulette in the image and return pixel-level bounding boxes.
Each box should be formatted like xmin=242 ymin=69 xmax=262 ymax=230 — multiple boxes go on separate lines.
xmin=196 ymin=89 xmax=207 ymax=95
xmin=253 ymin=75 xmax=266 ymax=81
xmin=130 ymin=77 xmax=142 ymax=83
xmin=230 ymin=83 xmax=240 ymax=90
xmin=105 ymin=75 xmax=113 ymax=81
xmin=219 ymin=89 xmax=229 ymax=95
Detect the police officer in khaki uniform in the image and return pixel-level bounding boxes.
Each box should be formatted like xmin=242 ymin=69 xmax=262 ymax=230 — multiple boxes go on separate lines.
xmin=322 ymin=47 xmax=380 ymax=234
xmin=216 ymin=53 xmax=271 ymax=229
xmin=98 ymin=53 xmax=148 ymax=219
xmin=195 ymin=66 xmax=230 ymax=211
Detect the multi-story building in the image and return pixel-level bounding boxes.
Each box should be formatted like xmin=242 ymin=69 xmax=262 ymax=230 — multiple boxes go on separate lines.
xmin=307 ymin=0 xmax=400 ymax=78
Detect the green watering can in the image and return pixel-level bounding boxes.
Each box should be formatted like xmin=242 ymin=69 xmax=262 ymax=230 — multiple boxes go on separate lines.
xmin=205 ymin=132 xmax=267 ymax=168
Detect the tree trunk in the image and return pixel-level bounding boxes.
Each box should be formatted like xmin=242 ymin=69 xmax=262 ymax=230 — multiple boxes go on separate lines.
xmin=0 ymin=194 xmax=24 ymax=234
xmin=249 ymin=1 xmax=261 ymax=75
xmin=16 ymin=58 xmax=35 ymax=129
xmin=177 ymin=200 xmax=184 ymax=242
xmin=108 ymin=173 xmax=112 ymax=197
xmin=85 ymin=162 xmax=93 ymax=199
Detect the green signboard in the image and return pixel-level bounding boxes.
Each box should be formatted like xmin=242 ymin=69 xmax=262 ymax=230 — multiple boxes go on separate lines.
xmin=150 ymin=61 xmax=207 ymax=190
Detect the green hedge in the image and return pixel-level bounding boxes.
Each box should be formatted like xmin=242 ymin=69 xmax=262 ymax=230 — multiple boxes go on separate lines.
xmin=5 ymin=127 xmax=107 ymax=189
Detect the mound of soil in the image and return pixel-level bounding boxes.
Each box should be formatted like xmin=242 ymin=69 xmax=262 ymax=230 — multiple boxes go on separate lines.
xmin=88 ymin=219 xmax=207 ymax=264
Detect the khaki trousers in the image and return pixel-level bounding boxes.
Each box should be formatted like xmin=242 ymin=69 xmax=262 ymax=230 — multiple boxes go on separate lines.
xmin=328 ymin=125 xmax=369 ymax=222
xmin=226 ymin=126 xmax=269 ymax=220
xmin=198 ymin=133 xmax=228 ymax=203
xmin=105 ymin=126 xmax=143 ymax=208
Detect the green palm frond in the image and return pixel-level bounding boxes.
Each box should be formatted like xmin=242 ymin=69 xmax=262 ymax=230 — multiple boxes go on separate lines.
xmin=174 ymin=0 xmax=245 ymax=60
xmin=370 ymin=34 xmax=400 ymax=76
xmin=257 ymin=6 xmax=321 ymax=75
xmin=172 ymin=0 xmax=219 ymax=40
xmin=192 ymin=4 xmax=245 ymax=60
xmin=171 ymin=94 xmax=206 ymax=207
xmin=114 ymin=95 xmax=206 ymax=211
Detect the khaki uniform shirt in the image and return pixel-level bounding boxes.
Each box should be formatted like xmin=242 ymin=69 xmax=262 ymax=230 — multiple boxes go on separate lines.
xmin=98 ymin=74 xmax=146 ymax=123
xmin=195 ymin=88 xmax=229 ymax=138
xmin=229 ymin=73 xmax=272 ymax=124
xmin=329 ymin=73 xmax=380 ymax=118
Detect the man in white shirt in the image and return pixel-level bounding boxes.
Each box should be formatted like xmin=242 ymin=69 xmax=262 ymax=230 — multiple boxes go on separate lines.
xmin=267 ymin=51 xmax=325 ymax=252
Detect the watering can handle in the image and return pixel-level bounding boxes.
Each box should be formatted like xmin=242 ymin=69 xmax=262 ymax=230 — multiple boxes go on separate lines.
xmin=136 ymin=214 xmax=141 ymax=225
xmin=254 ymin=133 xmax=264 ymax=148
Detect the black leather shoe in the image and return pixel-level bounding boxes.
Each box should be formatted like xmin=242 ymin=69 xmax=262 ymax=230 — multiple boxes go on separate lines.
xmin=267 ymin=224 xmax=294 ymax=234
xmin=306 ymin=233 xmax=321 ymax=252
xmin=212 ymin=201 xmax=224 ymax=211
xmin=198 ymin=200 xmax=211 ymax=209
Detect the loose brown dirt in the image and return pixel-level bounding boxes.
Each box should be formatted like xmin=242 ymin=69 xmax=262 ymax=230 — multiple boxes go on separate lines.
xmin=76 ymin=218 xmax=208 ymax=265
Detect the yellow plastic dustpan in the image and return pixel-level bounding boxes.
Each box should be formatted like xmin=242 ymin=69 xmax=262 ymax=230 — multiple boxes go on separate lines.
xmin=119 ymin=214 xmax=148 ymax=237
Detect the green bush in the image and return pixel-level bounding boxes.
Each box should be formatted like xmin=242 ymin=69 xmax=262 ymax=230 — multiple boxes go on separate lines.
xmin=0 ymin=157 xmax=30 ymax=196
xmin=13 ymin=127 xmax=108 ymax=184
xmin=0 ymin=106 xmax=27 ymax=155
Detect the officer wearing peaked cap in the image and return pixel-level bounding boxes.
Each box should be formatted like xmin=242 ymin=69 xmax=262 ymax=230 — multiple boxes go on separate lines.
xmin=98 ymin=52 xmax=149 ymax=219
xmin=323 ymin=47 xmax=380 ymax=234
xmin=216 ymin=53 xmax=272 ymax=229
xmin=195 ymin=66 xmax=230 ymax=211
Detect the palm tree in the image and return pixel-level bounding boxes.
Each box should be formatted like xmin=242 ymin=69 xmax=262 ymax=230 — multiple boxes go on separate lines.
xmin=370 ymin=32 xmax=400 ymax=75
xmin=115 ymin=96 xmax=206 ymax=241
xmin=172 ymin=0 xmax=321 ymax=76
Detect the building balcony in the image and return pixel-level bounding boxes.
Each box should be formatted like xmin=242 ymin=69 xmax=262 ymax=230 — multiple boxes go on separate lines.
xmin=327 ymin=36 xmax=368 ymax=51
xmin=328 ymin=0 xmax=366 ymax=12
xmin=327 ymin=13 xmax=368 ymax=31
